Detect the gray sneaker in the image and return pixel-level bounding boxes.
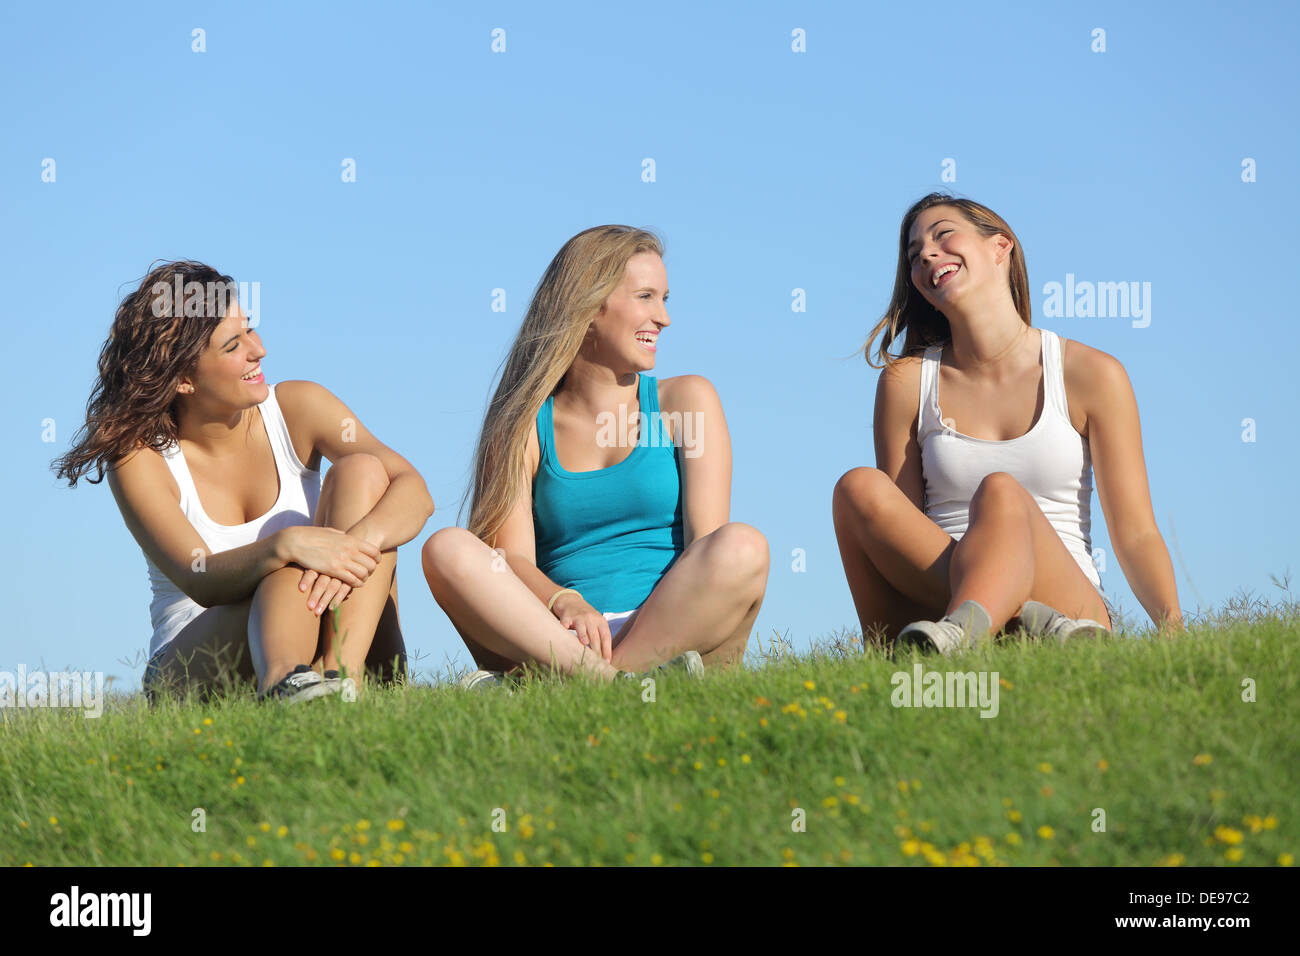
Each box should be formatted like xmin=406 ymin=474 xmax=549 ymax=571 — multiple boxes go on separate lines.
xmin=617 ymin=650 xmax=706 ymax=681
xmin=896 ymin=619 xmax=969 ymax=656
xmin=259 ymin=664 xmax=339 ymax=704
xmin=458 ymin=669 xmax=510 ymax=693
xmin=1017 ymin=600 xmax=1110 ymax=644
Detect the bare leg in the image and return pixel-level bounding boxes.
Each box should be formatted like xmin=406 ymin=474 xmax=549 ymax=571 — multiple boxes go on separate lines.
xmin=422 ymin=527 xmax=620 ymax=679
xmin=609 ymin=522 xmax=769 ymax=672
xmin=950 ymin=472 xmax=1111 ymax=629
xmin=831 ymin=467 xmax=954 ymax=642
xmin=311 ymin=454 xmax=398 ymax=687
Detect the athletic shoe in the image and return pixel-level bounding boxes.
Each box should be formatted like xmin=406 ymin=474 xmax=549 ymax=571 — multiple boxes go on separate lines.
xmin=458 ymin=669 xmax=509 ymax=693
xmin=618 ymin=650 xmax=706 ymax=681
xmin=1017 ymin=600 xmax=1110 ymax=644
xmin=896 ymin=599 xmax=992 ymax=656
xmin=258 ymin=664 xmax=339 ymax=704
xmin=896 ymin=619 xmax=969 ymax=656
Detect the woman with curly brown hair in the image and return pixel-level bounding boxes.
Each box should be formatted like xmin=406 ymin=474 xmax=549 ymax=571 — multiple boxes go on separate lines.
xmin=53 ymin=261 xmax=434 ymax=702
xmin=833 ymin=193 xmax=1182 ymax=654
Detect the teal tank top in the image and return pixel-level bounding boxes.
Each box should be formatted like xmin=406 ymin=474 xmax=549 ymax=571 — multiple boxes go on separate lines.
xmin=533 ymin=373 xmax=684 ymax=612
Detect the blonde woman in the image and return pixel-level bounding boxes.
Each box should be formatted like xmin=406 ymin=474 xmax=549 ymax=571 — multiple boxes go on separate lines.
xmin=422 ymin=226 xmax=769 ymax=683
xmin=833 ymin=193 xmax=1182 ymax=653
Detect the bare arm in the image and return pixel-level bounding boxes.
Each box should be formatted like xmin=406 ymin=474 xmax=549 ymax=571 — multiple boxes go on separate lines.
xmin=276 ymin=380 xmax=434 ymax=550
xmin=673 ymin=375 xmax=731 ymax=547
xmin=108 ymin=449 xmax=292 ymax=608
xmin=872 ymin=357 xmax=926 ymax=511
xmin=1068 ymin=343 xmax=1182 ymax=631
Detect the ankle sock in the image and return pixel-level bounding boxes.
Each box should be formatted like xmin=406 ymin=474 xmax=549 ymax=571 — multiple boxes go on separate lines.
xmin=943 ymin=600 xmax=992 ymax=641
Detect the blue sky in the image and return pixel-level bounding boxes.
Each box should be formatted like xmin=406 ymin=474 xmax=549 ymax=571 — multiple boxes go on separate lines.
xmin=3 ymin=1 xmax=1296 ymax=690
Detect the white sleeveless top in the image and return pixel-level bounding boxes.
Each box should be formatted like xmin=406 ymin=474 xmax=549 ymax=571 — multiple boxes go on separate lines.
xmin=144 ymin=383 xmax=321 ymax=657
xmin=917 ymin=328 xmax=1101 ymax=588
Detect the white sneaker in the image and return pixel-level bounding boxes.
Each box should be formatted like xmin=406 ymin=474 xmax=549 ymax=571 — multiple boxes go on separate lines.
xmin=896 ymin=619 xmax=968 ymax=656
xmin=458 ymin=669 xmax=509 ymax=693
xmin=1017 ymin=600 xmax=1110 ymax=644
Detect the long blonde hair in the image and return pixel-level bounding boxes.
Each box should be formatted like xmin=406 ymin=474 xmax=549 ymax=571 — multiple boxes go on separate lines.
xmin=863 ymin=192 xmax=1033 ymax=369
xmin=463 ymin=225 xmax=665 ymax=546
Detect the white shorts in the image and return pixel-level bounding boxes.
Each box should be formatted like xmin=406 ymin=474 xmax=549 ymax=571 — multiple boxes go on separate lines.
xmin=567 ymin=608 xmax=638 ymax=644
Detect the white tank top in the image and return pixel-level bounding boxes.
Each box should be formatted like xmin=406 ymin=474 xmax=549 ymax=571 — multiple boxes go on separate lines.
xmin=917 ymin=328 xmax=1100 ymax=588
xmin=144 ymin=383 xmax=321 ymax=656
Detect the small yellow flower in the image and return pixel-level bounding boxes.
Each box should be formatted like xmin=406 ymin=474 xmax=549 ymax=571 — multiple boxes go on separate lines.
xmin=387 ymin=819 xmax=405 ymax=831
xmin=203 ymin=717 xmax=213 ymax=726
xmin=833 ymin=710 xmax=847 ymax=723
xmin=803 ymin=680 xmax=815 ymax=690
xmin=1214 ymin=826 xmax=1243 ymax=845
xmin=1037 ymin=826 xmax=1055 ymax=840
xmin=48 ymin=816 xmax=58 ymax=826
xmin=897 ymin=780 xmax=909 ymax=793
xmin=356 ymin=819 xmax=371 ymax=831
xmin=901 ymin=839 xmax=921 ymax=856
xmin=1278 ymin=853 xmax=1293 ymax=867
xmin=1263 ymin=815 xmax=1278 ymax=830
xmin=1097 ymin=759 xmax=1109 ymax=772
xmin=1005 ymin=833 xmax=1022 ymax=846
xmin=822 ymin=796 xmax=838 ymax=808
xmin=246 ymin=836 xmax=257 ymax=847
xmin=717 ymin=758 xmax=726 ymax=767
xmin=276 ymin=825 xmax=288 ymax=838
xmin=741 ymin=754 xmax=751 ymax=764
xmin=693 ymin=761 xmax=703 ymax=771
xmin=260 ymin=822 xmax=271 ymax=832
xmin=999 ymin=677 xmax=1013 ymax=689
xmin=1008 ymin=810 xmax=1022 ymax=823
xmin=701 ymin=852 xmax=714 ymax=863
xmin=1159 ymin=853 xmax=1185 ymax=867
xmin=651 ymin=853 xmax=663 ymax=865
xmin=331 ymin=848 xmax=346 ymax=861
xmin=834 ymin=776 xmax=846 ymax=787
xmin=236 ymin=776 xmax=245 ymax=785
xmin=1193 ymin=753 xmax=1212 ymax=766
xmin=1037 ymin=762 xmax=1053 ymax=774
xmin=1225 ymin=847 xmax=1243 ymax=862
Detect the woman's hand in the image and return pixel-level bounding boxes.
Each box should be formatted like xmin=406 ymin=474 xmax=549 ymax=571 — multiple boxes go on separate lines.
xmin=297 ymin=571 xmax=353 ymax=617
xmin=551 ymin=591 xmax=613 ymax=662
xmin=278 ymin=526 xmax=380 ymax=594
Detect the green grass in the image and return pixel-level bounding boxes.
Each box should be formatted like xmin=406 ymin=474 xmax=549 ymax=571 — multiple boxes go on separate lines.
xmin=2 ymin=606 xmax=1297 ymax=867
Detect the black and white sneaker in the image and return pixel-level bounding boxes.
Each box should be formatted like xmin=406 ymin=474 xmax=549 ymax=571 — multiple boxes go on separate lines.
xmin=258 ymin=664 xmax=339 ymax=704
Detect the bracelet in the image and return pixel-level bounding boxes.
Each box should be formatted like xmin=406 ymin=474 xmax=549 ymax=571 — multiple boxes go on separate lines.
xmin=547 ymin=588 xmax=581 ymax=612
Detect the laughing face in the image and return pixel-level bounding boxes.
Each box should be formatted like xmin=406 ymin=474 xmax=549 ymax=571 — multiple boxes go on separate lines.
xmin=906 ymin=205 xmax=1012 ymax=314
xmin=178 ymin=300 xmax=268 ymax=406
xmin=586 ymin=251 xmax=671 ymax=370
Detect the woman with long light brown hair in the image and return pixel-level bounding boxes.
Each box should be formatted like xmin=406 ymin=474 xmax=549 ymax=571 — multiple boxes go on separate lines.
xmin=833 ymin=193 xmax=1182 ymax=653
xmin=53 ymin=261 xmax=434 ymax=701
xmin=422 ymin=226 xmax=769 ymax=685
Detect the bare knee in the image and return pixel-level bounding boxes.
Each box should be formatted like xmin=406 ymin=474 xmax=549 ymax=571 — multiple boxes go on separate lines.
xmin=422 ymin=527 xmax=493 ymax=590
xmin=323 ymin=453 xmax=389 ymax=503
xmin=833 ymin=467 xmax=899 ymax=526
xmin=970 ymin=472 xmax=1029 ymax=519
xmin=701 ymin=522 xmax=769 ymax=592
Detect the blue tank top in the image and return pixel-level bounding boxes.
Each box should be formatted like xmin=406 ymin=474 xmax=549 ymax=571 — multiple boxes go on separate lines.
xmin=533 ymin=373 xmax=684 ymax=612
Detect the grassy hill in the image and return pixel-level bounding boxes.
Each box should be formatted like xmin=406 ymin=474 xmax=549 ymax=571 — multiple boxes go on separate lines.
xmin=2 ymin=597 xmax=1296 ymax=867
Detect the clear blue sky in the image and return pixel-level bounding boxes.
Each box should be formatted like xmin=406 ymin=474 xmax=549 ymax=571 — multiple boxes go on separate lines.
xmin=3 ymin=1 xmax=1296 ymax=690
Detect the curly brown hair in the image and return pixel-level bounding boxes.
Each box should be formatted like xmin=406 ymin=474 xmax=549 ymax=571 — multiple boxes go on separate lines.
xmin=52 ymin=260 xmax=240 ymax=486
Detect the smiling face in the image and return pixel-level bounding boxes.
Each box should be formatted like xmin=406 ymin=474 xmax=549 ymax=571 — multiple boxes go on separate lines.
xmin=585 ymin=250 xmax=670 ymax=369
xmin=178 ymin=299 xmax=268 ymax=406
xmin=906 ymin=205 xmax=1012 ymax=315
